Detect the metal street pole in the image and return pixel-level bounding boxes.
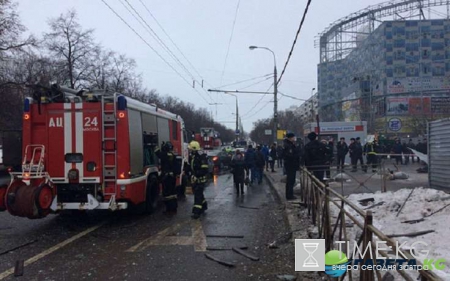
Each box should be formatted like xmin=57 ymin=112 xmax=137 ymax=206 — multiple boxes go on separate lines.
xmin=249 ymin=45 xmax=277 ymax=143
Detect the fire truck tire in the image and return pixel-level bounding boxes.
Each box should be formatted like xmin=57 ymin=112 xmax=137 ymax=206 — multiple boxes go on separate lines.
xmin=0 ymin=184 xmax=7 ymax=211
xmin=34 ymin=184 xmax=53 ymax=217
xmin=145 ymin=175 xmax=159 ymax=214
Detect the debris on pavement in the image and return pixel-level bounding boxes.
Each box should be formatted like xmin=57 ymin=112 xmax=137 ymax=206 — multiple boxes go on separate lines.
xmin=386 ymin=229 xmax=434 ymax=238
xmin=396 ymin=187 xmax=415 ymax=217
xmin=277 ymin=274 xmax=297 ymax=280
xmin=357 ymin=197 xmax=374 ymax=206
xmin=334 ymin=173 xmax=351 ymax=182
xmin=238 ymin=205 xmax=260 ymax=210
xmin=14 ymin=260 xmax=24 ymax=277
xmin=364 ymin=201 xmax=385 ymax=210
xmin=206 ymin=246 xmax=248 ymax=251
xmin=206 ymin=234 xmax=244 ymax=239
xmin=232 ymin=247 xmax=260 ymax=261
xmin=204 ymin=253 xmax=236 ymax=267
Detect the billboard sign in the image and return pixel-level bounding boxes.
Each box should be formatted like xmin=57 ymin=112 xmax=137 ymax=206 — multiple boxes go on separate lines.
xmin=431 ymin=97 xmax=450 ymax=115
xmin=387 ymin=77 xmax=450 ymax=94
xmin=386 ymin=97 xmax=409 ymax=115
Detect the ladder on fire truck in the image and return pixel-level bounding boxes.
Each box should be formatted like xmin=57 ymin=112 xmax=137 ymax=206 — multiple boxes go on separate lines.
xmin=101 ymin=93 xmax=118 ymax=196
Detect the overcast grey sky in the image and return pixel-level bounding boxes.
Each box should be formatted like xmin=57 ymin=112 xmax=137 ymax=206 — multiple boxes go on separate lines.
xmin=17 ymin=0 xmax=379 ymax=131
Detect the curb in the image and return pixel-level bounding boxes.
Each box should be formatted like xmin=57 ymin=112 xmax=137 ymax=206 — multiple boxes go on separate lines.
xmin=264 ymin=173 xmax=296 ymax=235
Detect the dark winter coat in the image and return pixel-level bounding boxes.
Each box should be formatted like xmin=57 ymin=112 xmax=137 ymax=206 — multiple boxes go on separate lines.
xmin=337 ymin=142 xmax=349 ymax=157
xmin=231 ymin=153 xmax=246 ymax=181
xmin=304 ymin=140 xmax=329 ymax=170
xmin=244 ymin=148 xmax=256 ymax=168
xmin=255 ymin=151 xmax=266 ymax=168
xmin=283 ymin=139 xmax=300 ymax=168
xmin=269 ymin=147 xmax=277 ymax=161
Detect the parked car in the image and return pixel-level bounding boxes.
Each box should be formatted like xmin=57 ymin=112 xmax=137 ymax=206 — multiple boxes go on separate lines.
xmin=207 ymin=150 xmax=232 ymax=171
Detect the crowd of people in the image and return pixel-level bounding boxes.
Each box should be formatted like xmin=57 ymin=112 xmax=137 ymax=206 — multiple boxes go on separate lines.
xmin=155 ymin=134 xmax=429 ymax=219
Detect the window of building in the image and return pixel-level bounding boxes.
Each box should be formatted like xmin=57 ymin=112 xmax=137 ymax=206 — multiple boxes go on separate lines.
xmin=394 ymin=50 xmax=405 ymax=60
xmin=407 ymin=66 xmax=419 ymax=77
xmin=386 ymin=68 xmax=394 ymax=77
xmin=432 ymin=41 xmax=444 ymax=51
xmin=421 ymin=38 xmax=431 ymax=47
xmin=406 ymin=42 xmax=419 ymax=52
xmin=422 ymin=49 xmax=430 ymax=59
xmin=395 ymin=65 xmax=405 ymax=75
xmin=385 ymin=30 xmax=393 ymax=40
xmin=432 ymin=51 xmax=444 ymax=61
xmin=386 ymin=56 xmax=393 ymax=65
xmin=431 ymin=20 xmax=444 ymax=26
xmin=385 ymin=43 xmax=393 ymax=52
xmin=446 ymin=62 xmax=450 ymax=72
xmin=394 ymin=39 xmax=405 ymax=48
xmin=432 ymin=65 xmax=445 ymax=76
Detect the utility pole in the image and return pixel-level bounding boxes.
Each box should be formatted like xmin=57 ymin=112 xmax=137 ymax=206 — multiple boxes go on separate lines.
xmin=249 ymin=45 xmax=278 ymax=143
xmin=235 ymin=97 xmax=239 ymax=143
xmin=273 ymin=63 xmax=278 ymax=144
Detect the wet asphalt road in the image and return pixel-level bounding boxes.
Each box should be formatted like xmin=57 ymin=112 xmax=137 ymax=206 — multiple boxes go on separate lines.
xmin=0 ymin=172 xmax=298 ymax=281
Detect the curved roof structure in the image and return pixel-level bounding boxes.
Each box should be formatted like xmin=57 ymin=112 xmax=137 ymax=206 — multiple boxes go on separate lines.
xmin=318 ymin=0 xmax=450 ymax=62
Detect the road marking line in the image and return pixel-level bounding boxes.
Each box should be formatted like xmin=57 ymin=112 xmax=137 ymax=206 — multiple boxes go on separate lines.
xmin=0 ymin=223 xmax=104 ymax=280
xmin=127 ymin=220 xmax=208 ymax=252
xmin=191 ymin=220 xmax=207 ymax=252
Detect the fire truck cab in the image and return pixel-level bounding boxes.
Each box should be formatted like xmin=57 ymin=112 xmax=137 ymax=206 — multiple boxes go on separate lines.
xmin=0 ymin=84 xmax=186 ymax=219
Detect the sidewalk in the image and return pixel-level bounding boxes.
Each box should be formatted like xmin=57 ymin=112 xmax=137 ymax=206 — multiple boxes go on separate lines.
xmin=264 ymin=168 xmax=321 ymax=281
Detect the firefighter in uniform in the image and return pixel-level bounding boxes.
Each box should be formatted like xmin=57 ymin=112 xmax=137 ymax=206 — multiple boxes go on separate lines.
xmin=364 ymin=140 xmax=379 ymax=173
xmin=188 ymin=141 xmax=208 ymax=219
xmin=155 ymin=142 xmax=178 ymax=215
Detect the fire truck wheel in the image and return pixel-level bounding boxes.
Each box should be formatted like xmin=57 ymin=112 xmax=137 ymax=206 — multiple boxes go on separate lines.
xmin=0 ymin=184 xmax=7 ymax=211
xmin=145 ymin=175 xmax=159 ymax=214
xmin=34 ymin=184 xmax=53 ymax=216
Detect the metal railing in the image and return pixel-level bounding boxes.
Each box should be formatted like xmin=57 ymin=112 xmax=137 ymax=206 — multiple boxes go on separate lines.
xmin=299 ymin=166 xmax=441 ymax=281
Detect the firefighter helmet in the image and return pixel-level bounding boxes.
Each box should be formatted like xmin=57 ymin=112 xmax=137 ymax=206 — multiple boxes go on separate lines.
xmin=188 ymin=141 xmax=201 ymax=151
xmin=163 ymin=141 xmax=173 ymax=152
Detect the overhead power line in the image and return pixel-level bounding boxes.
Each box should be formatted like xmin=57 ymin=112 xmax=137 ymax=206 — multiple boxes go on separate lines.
xmin=100 ymin=0 xmax=211 ymax=104
xmin=277 ymin=0 xmax=313 ymax=85
xmin=240 ymin=83 xmax=274 ymax=118
xmin=219 ymin=0 xmax=241 ymax=85
xmin=213 ymin=73 xmax=272 ymax=90
xmin=237 ymin=76 xmax=273 ymax=90
xmin=121 ymin=0 xmax=204 ymax=91
xmin=278 ymin=91 xmax=309 ymax=101
xmin=137 ymin=0 xmax=209 ymax=85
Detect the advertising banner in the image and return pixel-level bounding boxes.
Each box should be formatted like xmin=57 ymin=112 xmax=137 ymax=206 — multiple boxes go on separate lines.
xmin=408 ymin=97 xmax=431 ymax=115
xmin=386 ymin=97 xmax=409 ymax=115
xmin=431 ymin=97 xmax=450 ymax=115
xmin=387 ymin=77 xmax=450 ymax=94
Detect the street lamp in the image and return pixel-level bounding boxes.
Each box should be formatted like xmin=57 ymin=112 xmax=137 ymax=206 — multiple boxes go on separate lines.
xmin=249 ymin=45 xmax=278 ymax=143
xmin=224 ymin=92 xmax=239 ymax=143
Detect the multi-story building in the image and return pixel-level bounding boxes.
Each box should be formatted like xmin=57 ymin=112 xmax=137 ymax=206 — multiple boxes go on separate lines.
xmin=318 ymin=2 xmax=450 ymax=137
xmin=295 ymin=93 xmax=319 ymax=123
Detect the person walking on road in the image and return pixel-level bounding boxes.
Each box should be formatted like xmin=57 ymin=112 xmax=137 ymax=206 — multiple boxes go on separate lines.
xmin=231 ymin=149 xmax=246 ymax=196
xmin=188 ymin=141 xmax=209 ymax=219
xmin=255 ymin=145 xmax=266 ymax=185
xmin=336 ymin=137 xmax=349 ymax=171
xmin=276 ymin=144 xmax=284 ymax=168
xmin=269 ymin=143 xmax=277 ymax=172
xmin=321 ymin=139 xmax=332 ymax=180
xmin=353 ymin=137 xmax=365 ymax=172
xmin=304 ymin=132 xmax=330 ymax=184
xmin=283 ymin=132 xmax=300 ymax=200
xmin=244 ymin=145 xmax=256 ymax=185
xmin=407 ymin=139 xmax=416 ymax=163
xmin=261 ymin=144 xmax=270 ymax=172
xmin=155 ymin=142 xmax=178 ymax=215
xmin=391 ymin=139 xmax=403 ymax=165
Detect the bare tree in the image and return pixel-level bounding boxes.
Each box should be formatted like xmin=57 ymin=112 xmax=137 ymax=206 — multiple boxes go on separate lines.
xmin=44 ymin=10 xmax=97 ymax=89
xmin=0 ymin=0 xmax=35 ymax=58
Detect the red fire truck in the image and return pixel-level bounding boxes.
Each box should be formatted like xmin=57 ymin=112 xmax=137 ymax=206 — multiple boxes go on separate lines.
xmin=0 ymin=84 xmax=186 ymax=219
xmin=194 ymin=128 xmax=221 ymax=150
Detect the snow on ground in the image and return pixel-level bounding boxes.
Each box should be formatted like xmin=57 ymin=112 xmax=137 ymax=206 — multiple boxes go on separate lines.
xmin=330 ymin=187 xmax=450 ymax=280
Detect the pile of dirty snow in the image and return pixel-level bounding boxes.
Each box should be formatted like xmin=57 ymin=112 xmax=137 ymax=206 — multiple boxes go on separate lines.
xmin=329 ymin=187 xmax=450 ymax=280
